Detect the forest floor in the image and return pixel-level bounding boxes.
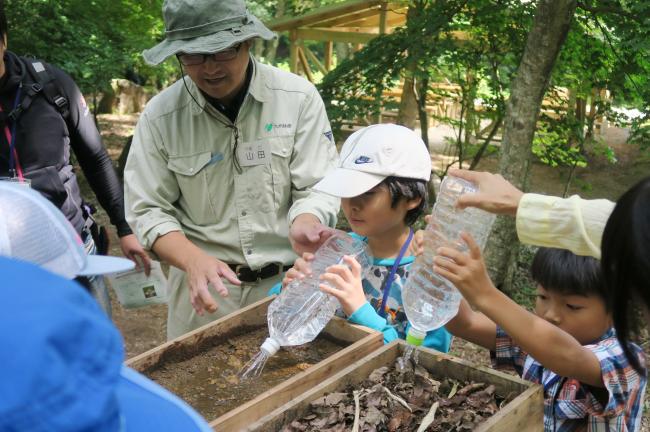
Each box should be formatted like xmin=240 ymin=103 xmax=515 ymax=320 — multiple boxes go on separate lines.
xmin=87 ymin=114 xmax=649 ymax=428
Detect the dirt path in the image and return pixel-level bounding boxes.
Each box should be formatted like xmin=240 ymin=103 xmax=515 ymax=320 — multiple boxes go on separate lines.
xmin=89 ymin=114 xmax=649 ymax=425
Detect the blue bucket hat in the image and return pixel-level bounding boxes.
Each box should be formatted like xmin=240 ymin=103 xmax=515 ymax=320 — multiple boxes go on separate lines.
xmin=143 ymin=0 xmax=276 ymax=65
xmin=0 ymin=257 xmax=211 ymax=431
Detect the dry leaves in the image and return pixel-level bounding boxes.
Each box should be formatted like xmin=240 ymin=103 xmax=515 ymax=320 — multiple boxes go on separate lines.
xmin=281 ymin=354 xmax=507 ymax=432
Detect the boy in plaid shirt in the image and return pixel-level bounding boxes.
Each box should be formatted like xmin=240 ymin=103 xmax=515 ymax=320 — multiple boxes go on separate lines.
xmin=438 ymin=243 xmax=646 ymax=431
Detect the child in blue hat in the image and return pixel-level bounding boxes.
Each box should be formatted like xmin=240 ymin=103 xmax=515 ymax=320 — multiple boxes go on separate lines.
xmin=0 ymin=184 xmax=211 ymax=431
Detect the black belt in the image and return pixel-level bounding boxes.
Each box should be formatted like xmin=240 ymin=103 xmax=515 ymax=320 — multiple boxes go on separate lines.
xmin=228 ymin=262 xmax=292 ymax=283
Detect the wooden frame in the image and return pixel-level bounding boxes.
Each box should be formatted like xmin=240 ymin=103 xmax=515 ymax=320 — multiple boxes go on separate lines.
xmin=126 ymin=297 xmax=383 ymax=431
xmin=247 ymin=340 xmax=544 ymax=431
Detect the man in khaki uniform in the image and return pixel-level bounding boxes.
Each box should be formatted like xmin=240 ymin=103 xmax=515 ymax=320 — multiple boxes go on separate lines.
xmin=124 ymin=0 xmax=339 ymax=339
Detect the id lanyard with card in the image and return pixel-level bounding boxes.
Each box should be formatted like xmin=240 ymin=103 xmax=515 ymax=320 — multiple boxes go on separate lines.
xmin=0 ymin=82 xmax=30 ymax=187
xmin=377 ymin=228 xmax=413 ymax=318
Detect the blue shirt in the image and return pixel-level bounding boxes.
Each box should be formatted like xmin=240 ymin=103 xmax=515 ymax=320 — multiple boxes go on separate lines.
xmin=270 ymin=233 xmax=452 ymax=352
xmin=343 ymin=233 xmax=452 ymax=352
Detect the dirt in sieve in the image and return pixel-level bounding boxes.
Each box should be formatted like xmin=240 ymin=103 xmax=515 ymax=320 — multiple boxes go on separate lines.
xmin=145 ymin=326 xmax=344 ymax=420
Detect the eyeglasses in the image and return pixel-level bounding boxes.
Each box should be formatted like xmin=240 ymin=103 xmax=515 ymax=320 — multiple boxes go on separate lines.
xmin=177 ymin=44 xmax=242 ymax=66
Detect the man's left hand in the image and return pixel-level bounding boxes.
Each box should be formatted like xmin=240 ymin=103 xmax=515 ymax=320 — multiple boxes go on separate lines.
xmin=289 ymin=213 xmax=336 ymax=255
xmin=119 ymin=234 xmax=152 ymax=276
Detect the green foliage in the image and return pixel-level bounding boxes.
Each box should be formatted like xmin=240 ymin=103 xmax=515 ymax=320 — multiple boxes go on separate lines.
xmin=6 ymin=0 xmax=165 ymax=93
xmin=532 ymin=117 xmax=589 ymax=169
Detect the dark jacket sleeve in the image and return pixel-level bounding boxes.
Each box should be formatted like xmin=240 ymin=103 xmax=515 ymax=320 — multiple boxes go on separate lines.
xmin=51 ymin=66 xmax=132 ymax=237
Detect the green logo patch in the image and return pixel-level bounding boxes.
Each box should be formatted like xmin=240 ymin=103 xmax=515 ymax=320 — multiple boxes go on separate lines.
xmin=265 ymin=123 xmax=273 ymax=132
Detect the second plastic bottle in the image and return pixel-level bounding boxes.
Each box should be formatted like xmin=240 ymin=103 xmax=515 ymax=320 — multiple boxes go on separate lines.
xmin=403 ymin=175 xmax=496 ymax=345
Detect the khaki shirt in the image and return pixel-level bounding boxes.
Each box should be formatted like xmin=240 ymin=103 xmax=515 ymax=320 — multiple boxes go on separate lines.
xmin=124 ymin=59 xmax=339 ymax=268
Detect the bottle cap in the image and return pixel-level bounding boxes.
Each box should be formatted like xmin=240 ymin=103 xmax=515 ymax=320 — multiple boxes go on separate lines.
xmin=260 ymin=337 xmax=280 ymax=356
xmin=406 ymin=327 xmax=426 ymax=346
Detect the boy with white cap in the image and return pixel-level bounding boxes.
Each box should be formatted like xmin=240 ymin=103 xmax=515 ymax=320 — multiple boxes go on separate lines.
xmin=0 ymin=183 xmax=212 ymax=431
xmin=281 ymin=124 xmax=452 ymax=351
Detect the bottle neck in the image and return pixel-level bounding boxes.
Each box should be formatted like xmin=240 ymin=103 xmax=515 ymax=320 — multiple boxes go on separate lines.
xmin=406 ymin=326 xmax=426 ymax=346
xmin=260 ymin=337 xmax=280 ymax=356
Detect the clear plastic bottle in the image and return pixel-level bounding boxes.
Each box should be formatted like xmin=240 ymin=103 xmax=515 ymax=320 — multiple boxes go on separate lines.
xmin=403 ymin=175 xmax=495 ymax=345
xmin=238 ymin=231 xmax=372 ymax=379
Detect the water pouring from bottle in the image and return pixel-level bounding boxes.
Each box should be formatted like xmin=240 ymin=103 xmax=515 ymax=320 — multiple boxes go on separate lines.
xmin=237 ymin=232 xmax=373 ymax=381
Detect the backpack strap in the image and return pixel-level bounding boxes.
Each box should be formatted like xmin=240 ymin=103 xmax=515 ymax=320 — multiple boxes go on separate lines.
xmin=4 ymin=81 xmax=43 ymax=124
xmin=22 ymin=59 xmax=71 ymax=123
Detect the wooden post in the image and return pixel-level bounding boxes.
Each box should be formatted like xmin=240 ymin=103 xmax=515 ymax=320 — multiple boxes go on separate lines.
xmin=297 ymin=47 xmax=315 ymax=82
xmin=324 ymin=41 xmax=333 ymax=71
xmin=374 ymin=1 xmax=389 ymax=124
xmin=301 ymin=42 xmax=328 ymax=76
xmin=379 ymin=1 xmax=388 ymax=35
xmin=289 ymin=29 xmax=299 ymax=74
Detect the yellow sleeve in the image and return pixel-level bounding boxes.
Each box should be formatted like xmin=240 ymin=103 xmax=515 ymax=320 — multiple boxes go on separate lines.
xmin=515 ymin=193 xmax=615 ymax=258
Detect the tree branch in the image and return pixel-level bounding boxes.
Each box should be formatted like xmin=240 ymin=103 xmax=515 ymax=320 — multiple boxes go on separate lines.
xmin=576 ymin=1 xmax=636 ymax=20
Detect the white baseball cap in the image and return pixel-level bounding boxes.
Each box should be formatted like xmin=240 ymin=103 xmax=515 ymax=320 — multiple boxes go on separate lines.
xmin=0 ymin=182 xmax=134 ymax=279
xmin=313 ymin=124 xmax=432 ymax=198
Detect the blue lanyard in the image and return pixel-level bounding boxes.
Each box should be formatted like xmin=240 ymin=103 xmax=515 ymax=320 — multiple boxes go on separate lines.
xmin=377 ymin=228 xmax=413 ymax=318
xmin=7 ymin=83 xmax=22 ymax=176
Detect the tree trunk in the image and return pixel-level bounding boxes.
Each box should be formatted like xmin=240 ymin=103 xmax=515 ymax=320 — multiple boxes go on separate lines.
xmin=484 ymin=0 xmax=577 ymax=292
xmin=334 ymin=42 xmax=351 ymax=63
xmin=417 ymin=76 xmax=430 ymax=149
xmin=264 ymin=0 xmax=284 ymax=65
xmin=398 ymin=75 xmax=419 ymax=129
xmin=397 ymin=3 xmax=423 ymax=129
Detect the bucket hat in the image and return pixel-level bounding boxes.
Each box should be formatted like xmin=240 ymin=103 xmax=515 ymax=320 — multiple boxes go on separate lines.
xmin=143 ymin=0 xmax=276 ymax=65
xmin=0 ymin=256 xmax=211 ymax=431
xmin=313 ymin=124 xmax=432 ymax=198
xmin=0 ymin=182 xmax=134 ymax=278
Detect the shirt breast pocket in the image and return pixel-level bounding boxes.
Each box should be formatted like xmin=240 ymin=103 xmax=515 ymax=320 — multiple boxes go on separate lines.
xmin=268 ymin=136 xmax=293 ymax=211
xmin=167 ymin=151 xmax=215 ymax=225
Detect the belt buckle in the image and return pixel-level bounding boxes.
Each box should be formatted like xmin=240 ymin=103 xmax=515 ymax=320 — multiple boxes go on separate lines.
xmin=234 ymin=264 xmax=260 ymax=283
xmin=275 ymin=262 xmax=288 ymax=275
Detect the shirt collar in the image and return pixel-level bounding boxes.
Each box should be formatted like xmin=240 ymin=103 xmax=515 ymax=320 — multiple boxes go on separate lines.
xmin=247 ymin=57 xmax=268 ymax=103
xmin=189 ymin=55 xmax=267 ymax=117
xmin=591 ymin=327 xmax=616 ymax=344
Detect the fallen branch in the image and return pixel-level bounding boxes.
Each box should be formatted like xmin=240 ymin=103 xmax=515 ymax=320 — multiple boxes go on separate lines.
xmin=352 ymin=390 xmax=361 ymax=432
xmin=417 ymin=401 xmax=440 ymax=432
xmin=382 ymin=386 xmax=412 ymax=412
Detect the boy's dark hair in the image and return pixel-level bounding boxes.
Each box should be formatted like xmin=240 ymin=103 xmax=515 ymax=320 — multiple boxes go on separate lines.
xmin=601 ymin=175 xmax=650 ymax=373
xmin=383 ymin=176 xmax=428 ymax=226
xmin=530 ymin=247 xmax=607 ymax=305
xmin=0 ymin=0 xmax=6 ymax=42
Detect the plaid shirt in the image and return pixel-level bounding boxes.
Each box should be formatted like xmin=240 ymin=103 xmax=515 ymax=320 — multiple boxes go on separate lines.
xmin=492 ymin=327 xmax=647 ymax=431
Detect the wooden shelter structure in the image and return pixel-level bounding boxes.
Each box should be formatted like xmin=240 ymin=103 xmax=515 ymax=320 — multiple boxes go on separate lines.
xmin=266 ymin=0 xmax=408 ymax=81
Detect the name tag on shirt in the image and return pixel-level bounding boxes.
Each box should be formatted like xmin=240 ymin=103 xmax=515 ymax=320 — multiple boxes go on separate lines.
xmin=237 ymin=140 xmax=270 ymax=167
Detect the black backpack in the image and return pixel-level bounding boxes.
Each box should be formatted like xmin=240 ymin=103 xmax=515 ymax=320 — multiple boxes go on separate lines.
xmin=5 ymin=57 xmax=71 ymax=127
xmin=8 ymin=58 xmax=110 ymax=255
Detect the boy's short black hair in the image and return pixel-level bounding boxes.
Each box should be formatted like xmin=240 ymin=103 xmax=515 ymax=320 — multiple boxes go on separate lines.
xmin=0 ymin=0 xmax=6 ymax=42
xmin=530 ymin=247 xmax=608 ymax=307
xmin=382 ymin=176 xmax=428 ymax=226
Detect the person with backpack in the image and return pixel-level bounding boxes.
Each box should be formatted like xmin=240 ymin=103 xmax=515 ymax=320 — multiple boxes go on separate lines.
xmin=0 ymin=3 xmax=150 ymax=315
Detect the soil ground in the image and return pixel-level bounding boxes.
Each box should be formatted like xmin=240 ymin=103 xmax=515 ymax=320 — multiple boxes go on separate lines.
xmin=88 ymin=114 xmax=649 ymax=428
xmin=146 ymin=326 xmax=343 ymax=420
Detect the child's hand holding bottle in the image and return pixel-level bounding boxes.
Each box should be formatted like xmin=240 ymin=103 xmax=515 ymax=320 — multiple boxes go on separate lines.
xmin=432 ymin=232 xmax=497 ymax=310
xmin=318 ymin=255 xmax=367 ymax=316
xmin=281 ymin=252 xmax=315 ymax=288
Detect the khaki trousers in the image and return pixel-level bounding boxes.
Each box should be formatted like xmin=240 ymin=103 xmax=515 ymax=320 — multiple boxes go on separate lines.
xmin=166 ymin=266 xmax=283 ymax=340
